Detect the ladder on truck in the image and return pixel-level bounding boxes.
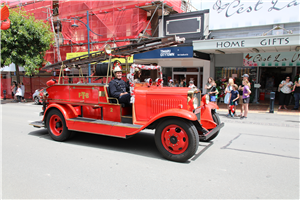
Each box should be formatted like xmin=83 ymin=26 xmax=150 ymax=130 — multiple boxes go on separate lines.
xmin=43 ymin=35 xmax=185 ymax=70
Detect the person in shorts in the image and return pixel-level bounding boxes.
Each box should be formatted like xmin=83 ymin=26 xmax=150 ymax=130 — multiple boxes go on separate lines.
xmin=241 ymin=79 xmax=251 ymax=119
xmin=228 ymin=84 xmax=239 ymax=117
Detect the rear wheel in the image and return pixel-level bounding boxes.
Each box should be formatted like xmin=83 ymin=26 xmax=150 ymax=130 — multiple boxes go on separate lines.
xmin=34 ymin=96 xmax=40 ymax=104
xmin=46 ymin=109 xmax=71 ymax=141
xmin=155 ymin=119 xmax=199 ymax=162
xmin=200 ymin=112 xmax=220 ymax=142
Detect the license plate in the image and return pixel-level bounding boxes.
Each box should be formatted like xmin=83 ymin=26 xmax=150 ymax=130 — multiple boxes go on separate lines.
xmin=194 ymin=107 xmax=201 ymax=115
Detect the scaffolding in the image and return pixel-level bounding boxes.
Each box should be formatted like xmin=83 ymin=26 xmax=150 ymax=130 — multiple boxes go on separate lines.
xmin=5 ymin=0 xmax=183 ymax=64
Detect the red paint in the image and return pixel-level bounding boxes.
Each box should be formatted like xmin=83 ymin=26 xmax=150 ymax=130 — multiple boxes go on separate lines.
xmin=49 ymin=114 xmax=63 ymax=136
xmin=161 ymin=124 xmax=189 ymax=155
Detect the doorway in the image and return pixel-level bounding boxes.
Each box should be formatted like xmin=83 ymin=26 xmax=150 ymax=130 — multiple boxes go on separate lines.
xmin=259 ymin=67 xmax=293 ymax=100
xmin=173 ymin=73 xmax=199 ymax=88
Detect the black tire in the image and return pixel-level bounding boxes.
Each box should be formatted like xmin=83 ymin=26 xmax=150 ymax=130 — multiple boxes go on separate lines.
xmin=155 ymin=119 xmax=199 ymax=162
xmin=34 ymin=96 xmax=40 ymax=105
xmin=200 ymin=112 xmax=220 ymax=142
xmin=46 ymin=109 xmax=71 ymax=141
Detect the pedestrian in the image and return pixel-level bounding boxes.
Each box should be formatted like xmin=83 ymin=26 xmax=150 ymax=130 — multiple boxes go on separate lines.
xmin=291 ymin=79 xmax=300 ymax=110
xmin=182 ymin=78 xmax=187 ymax=87
xmin=174 ymin=79 xmax=179 ymax=87
xmin=228 ymin=84 xmax=239 ymax=117
xmin=15 ymin=85 xmax=23 ymax=102
xmin=179 ymin=79 xmax=184 ymax=87
xmin=238 ymin=74 xmax=250 ymax=116
xmin=241 ymin=79 xmax=251 ymax=119
xmin=224 ymin=78 xmax=234 ymax=104
xmin=208 ymin=80 xmax=218 ymax=104
xmin=205 ymin=77 xmax=214 ymax=94
xmin=188 ymin=80 xmax=196 ymax=88
xmin=278 ymin=76 xmax=293 ymax=110
xmin=133 ymin=69 xmax=141 ymax=84
xmin=168 ymin=79 xmax=174 ymax=87
xmin=11 ymin=81 xmax=16 ymax=100
xmin=21 ymin=82 xmax=26 ymax=102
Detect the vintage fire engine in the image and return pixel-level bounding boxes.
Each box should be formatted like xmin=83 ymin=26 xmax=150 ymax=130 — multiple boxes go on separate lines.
xmin=30 ymin=36 xmax=224 ymax=162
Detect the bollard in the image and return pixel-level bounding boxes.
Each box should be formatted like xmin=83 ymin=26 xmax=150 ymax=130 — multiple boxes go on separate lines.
xmin=3 ymin=90 xmax=6 ymax=100
xmin=269 ymin=92 xmax=275 ymax=113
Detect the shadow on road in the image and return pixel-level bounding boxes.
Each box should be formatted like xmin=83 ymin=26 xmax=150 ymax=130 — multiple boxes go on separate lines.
xmin=28 ymin=128 xmax=212 ymax=163
xmin=28 ymin=128 xmax=165 ymax=161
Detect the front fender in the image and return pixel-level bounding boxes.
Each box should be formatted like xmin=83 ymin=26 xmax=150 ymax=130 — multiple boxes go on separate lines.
xmin=129 ymin=108 xmax=198 ymax=135
xmin=200 ymin=103 xmax=218 ymax=129
xmin=43 ymin=103 xmax=78 ymax=122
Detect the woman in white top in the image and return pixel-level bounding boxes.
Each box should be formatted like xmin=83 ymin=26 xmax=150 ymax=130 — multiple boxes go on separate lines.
xmin=15 ymin=85 xmax=23 ymax=102
xmin=278 ymin=76 xmax=293 ymax=109
xmin=21 ymin=82 xmax=25 ymax=102
xmin=224 ymin=78 xmax=234 ymax=116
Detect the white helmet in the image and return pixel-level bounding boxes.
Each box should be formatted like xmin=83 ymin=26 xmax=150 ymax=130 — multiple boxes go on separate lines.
xmin=113 ymin=65 xmax=122 ymax=73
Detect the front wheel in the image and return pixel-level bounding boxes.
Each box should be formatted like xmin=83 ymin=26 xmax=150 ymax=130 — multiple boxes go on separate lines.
xmin=200 ymin=112 xmax=220 ymax=142
xmin=34 ymin=96 xmax=40 ymax=105
xmin=155 ymin=119 xmax=199 ymax=162
xmin=46 ymin=109 xmax=71 ymax=141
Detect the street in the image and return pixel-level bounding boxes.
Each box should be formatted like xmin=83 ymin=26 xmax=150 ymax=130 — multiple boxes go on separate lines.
xmin=1 ymin=102 xmax=299 ymax=199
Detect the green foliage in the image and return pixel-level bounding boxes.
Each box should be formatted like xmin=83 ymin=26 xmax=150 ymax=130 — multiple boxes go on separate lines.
xmin=1 ymin=7 xmax=54 ymax=75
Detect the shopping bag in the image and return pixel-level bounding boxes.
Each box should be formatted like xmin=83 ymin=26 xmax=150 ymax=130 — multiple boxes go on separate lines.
xmin=224 ymin=93 xmax=230 ymax=104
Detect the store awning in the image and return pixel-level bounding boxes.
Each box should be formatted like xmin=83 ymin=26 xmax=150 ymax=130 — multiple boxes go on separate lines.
xmin=193 ymin=34 xmax=300 ymax=54
xmin=0 ymin=63 xmax=25 ymax=72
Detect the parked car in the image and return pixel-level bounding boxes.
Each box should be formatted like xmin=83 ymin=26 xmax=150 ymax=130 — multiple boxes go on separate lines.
xmin=32 ymin=88 xmax=44 ymax=104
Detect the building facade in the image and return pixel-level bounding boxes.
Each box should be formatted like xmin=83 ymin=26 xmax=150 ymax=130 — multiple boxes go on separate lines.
xmin=193 ymin=0 xmax=300 ymax=100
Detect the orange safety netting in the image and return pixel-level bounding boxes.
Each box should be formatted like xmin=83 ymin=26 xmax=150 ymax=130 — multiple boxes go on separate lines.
xmin=3 ymin=0 xmax=182 ymax=64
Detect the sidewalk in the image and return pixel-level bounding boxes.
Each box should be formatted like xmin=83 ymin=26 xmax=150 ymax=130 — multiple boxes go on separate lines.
xmin=217 ymin=102 xmax=300 ymax=116
xmin=1 ymin=98 xmax=34 ymax=104
xmin=1 ymin=98 xmax=299 ymax=116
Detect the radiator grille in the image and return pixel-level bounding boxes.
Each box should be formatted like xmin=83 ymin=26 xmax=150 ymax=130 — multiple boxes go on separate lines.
xmin=151 ymin=99 xmax=182 ymax=115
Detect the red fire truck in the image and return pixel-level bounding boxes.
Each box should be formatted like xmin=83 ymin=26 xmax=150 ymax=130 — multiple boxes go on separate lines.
xmin=30 ymin=36 xmax=224 ymax=162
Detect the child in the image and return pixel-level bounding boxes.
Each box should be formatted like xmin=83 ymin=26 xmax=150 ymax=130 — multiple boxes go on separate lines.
xmin=241 ymin=80 xmax=251 ymax=119
xmin=228 ymin=84 xmax=239 ymax=117
xmin=209 ymin=81 xmax=218 ymax=104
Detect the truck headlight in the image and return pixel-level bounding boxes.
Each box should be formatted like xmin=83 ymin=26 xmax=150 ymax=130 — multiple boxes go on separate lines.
xmin=206 ymin=94 xmax=209 ymax=104
xmin=193 ymin=96 xmax=198 ymax=109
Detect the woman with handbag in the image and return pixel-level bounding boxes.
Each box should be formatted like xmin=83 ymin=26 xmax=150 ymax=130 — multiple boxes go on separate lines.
xmin=278 ymin=76 xmax=293 ymax=110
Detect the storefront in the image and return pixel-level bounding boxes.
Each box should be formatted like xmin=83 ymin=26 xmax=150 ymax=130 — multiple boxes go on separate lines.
xmin=193 ymin=33 xmax=300 ymax=100
xmin=133 ymin=46 xmax=210 ymax=92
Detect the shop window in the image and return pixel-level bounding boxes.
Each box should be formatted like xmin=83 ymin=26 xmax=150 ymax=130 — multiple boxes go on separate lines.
xmin=173 ymin=68 xmax=199 ymax=72
xmin=215 ymin=67 xmax=254 ymax=82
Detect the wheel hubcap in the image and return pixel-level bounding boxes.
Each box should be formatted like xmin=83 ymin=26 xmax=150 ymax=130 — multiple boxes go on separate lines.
xmin=161 ymin=125 xmax=189 ymax=154
xmin=49 ymin=115 xmax=63 ymax=136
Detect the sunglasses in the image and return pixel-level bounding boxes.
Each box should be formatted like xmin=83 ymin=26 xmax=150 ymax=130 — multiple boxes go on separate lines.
xmin=286 ymin=78 xmax=290 ymax=79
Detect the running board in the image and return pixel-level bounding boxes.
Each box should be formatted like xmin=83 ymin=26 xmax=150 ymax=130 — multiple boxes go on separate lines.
xmin=199 ymin=123 xmax=224 ymax=141
xmin=67 ymin=117 xmax=142 ymax=129
xmin=30 ymin=120 xmax=45 ymax=128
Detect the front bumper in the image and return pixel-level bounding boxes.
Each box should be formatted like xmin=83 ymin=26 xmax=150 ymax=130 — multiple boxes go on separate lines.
xmin=29 ymin=120 xmax=45 ymax=128
xmin=199 ymin=122 xmax=224 ymax=141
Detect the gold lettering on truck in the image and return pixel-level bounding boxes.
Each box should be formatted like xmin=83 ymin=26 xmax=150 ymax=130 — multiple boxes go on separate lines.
xmin=79 ymin=92 xmax=89 ymax=99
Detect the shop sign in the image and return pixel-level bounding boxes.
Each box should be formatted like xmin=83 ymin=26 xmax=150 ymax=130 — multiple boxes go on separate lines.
xmin=243 ymin=52 xmax=300 ymax=66
xmin=193 ymin=34 xmax=300 ymax=50
xmin=209 ymin=0 xmax=300 ymax=30
xmin=66 ymin=51 xmax=133 ymax=63
xmin=134 ymin=46 xmax=193 ymax=59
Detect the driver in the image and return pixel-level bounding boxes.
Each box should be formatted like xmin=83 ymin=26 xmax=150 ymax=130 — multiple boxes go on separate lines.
xmin=109 ymin=65 xmax=131 ymax=105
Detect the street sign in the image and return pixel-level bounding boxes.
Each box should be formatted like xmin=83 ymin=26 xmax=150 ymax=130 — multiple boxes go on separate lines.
xmin=254 ymin=83 xmax=261 ymax=88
